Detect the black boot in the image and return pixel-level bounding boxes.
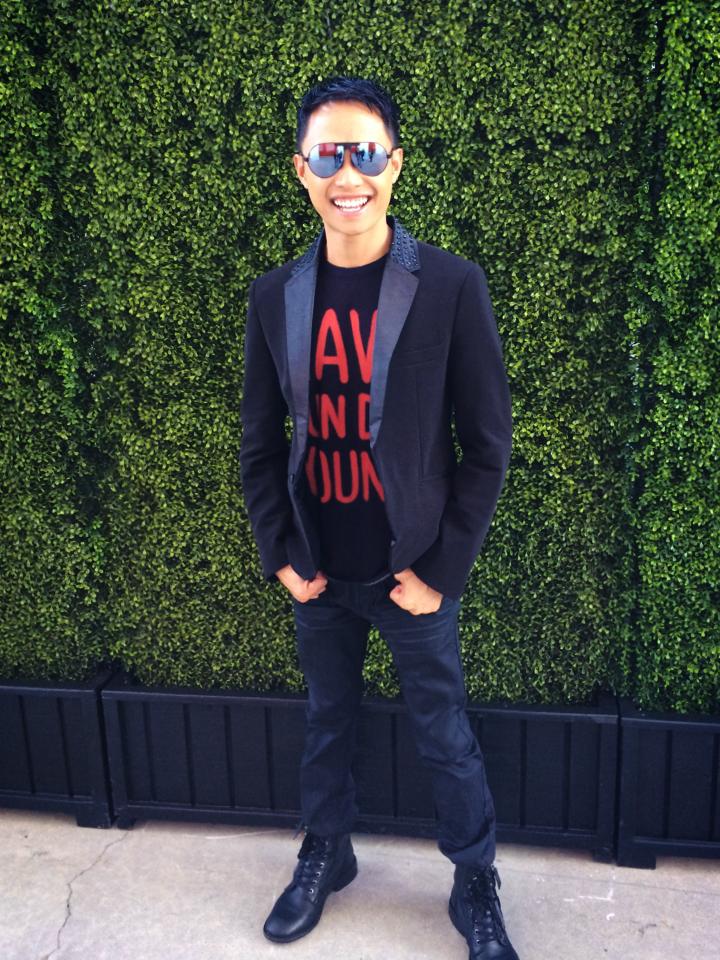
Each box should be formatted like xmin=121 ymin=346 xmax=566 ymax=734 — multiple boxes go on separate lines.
xmin=449 ymin=863 xmax=520 ymax=960
xmin=263 ymin=827 xmax=358 ymax=943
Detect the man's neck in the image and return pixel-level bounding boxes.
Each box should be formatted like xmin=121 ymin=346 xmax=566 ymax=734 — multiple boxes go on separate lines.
xmin=322 ymin=218 xmax=393 ymax=268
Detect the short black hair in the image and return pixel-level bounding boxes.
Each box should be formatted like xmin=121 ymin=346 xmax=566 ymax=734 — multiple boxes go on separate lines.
xmin=295 ymin=75 xmax=401 ymax=154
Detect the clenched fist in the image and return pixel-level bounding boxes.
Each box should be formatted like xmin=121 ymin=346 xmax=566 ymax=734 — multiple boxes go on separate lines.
xmin=276 ymin=564 xmax=328 ymax=603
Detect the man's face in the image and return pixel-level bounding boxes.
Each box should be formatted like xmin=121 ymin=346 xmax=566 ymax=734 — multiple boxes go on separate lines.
xmin=293 ymin=100 xmax=403 ymax=240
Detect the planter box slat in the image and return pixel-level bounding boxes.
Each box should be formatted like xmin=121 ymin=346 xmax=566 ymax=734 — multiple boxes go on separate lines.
xmin=668 ymin=729 xmax=715 ymax=841
xmin=480 ymin=714 xmax=522 ymax=824
xmin=66 ymin=698 xmax=90 ymax=797
xmin=569 ymin=719 xmax=599 ymax=831
xmin=230 ymin=703 xmax=271 ymax=809
xmin=637 ymin=727 xmax=667 ymax=839
xmin=190 ymin=701 xmax=229 ymax=807
xmin=268 ymin=703 xmax=305 ymax=812
xmin=152 ymin=701 xmax=190 ymax=803
xmin=526 ymin=719 xmax=565 ymax=829
xmin=28 ymin=697 xmax=69 ymax=795
xmin=120 ymin=700 xmax=153 ymax=802
xmin=0 ymin=694 xmax=31 ymax=792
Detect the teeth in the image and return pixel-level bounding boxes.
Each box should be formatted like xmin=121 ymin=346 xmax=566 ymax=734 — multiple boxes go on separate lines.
xmin=333 ymin=198 xmax=369 ymax=208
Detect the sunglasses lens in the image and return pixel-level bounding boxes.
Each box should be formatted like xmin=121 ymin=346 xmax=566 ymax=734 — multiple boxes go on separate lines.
xmin=307 ymin=143 xmax=344 ymax=178
xmin=352 ymin=142 xmax=389 ymax=175
xmin=306 ymin=142 xmax=390 ymax=177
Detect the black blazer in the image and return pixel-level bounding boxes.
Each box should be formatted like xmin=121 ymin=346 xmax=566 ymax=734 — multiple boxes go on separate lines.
xmin=239 ymin=215 xmax=512 ymax=600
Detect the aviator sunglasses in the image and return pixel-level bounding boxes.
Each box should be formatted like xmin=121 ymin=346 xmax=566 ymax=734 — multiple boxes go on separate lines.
xmin=296 ymin=141 xmax=399 ymax=178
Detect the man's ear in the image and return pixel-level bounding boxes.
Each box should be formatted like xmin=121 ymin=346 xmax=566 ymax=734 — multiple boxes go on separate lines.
xmin=292 ymin=152 xmax=308 ymax=188
xmin=391 ymin=146 xmax=404 ymax=183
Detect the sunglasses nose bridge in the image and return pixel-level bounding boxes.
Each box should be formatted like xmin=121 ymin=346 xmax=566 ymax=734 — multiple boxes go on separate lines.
xmin=333 ymin=144 xmax=365 ymax=183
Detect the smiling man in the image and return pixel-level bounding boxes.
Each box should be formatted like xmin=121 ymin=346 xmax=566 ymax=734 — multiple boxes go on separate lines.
xmin=239 ymin=76 xmax=517 ymax=959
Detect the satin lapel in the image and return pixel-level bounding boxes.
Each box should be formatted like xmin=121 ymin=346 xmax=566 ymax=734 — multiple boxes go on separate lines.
xmin=284 ymin=260 xmax=318 ymax=471
xmin=284 ymin=215 xmax=420 ymax=468
xmin=369 ymin=258 xmax=419 ymax=448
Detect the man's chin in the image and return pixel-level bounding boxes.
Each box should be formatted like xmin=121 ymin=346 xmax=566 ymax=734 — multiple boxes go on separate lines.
xmin=322 ymin=209 xmax=388 ymax=237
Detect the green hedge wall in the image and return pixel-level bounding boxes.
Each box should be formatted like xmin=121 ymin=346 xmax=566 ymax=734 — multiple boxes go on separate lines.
xmin=628 ymin=2 xmax=720 ymax=713
xmin=1 ymin=1 xmax=103 ymax=680
xmin=0 ymin=0 xmax=717 ymax=713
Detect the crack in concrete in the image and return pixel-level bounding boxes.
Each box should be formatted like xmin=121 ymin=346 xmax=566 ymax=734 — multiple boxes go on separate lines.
xmin=40 ymin=832 xmax=130 ymax=960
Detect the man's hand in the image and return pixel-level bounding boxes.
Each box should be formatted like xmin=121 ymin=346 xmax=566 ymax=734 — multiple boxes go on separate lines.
xmin=389 ymin=568 xmax=444 ymax=615
xmin=276 ymin=564 xmax=328 ymax=603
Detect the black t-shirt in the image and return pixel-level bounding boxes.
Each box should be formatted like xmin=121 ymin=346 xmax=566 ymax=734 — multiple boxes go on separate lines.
xmin=299 ymin=245 xmax=393 ymax=581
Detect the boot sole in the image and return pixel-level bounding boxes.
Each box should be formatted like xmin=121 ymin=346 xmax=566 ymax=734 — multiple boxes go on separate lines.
xmin=263 ymin=854 xmax=358 ymax=944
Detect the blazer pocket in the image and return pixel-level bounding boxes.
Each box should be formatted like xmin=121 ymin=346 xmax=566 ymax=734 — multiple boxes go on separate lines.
xmin=392 ymin=340 xmax=446 ymax=367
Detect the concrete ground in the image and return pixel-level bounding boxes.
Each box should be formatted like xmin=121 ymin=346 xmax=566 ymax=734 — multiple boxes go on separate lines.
xmin=2 ymin=809 xmax=719 ymax=960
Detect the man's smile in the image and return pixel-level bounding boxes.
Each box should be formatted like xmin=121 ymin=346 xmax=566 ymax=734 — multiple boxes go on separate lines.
xmin=331 ymin=195 xmax=371 ymax=213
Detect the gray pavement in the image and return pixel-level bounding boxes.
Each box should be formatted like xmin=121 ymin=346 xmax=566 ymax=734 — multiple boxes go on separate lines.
xmin=2 ymin=808 xmax=719 ymax=960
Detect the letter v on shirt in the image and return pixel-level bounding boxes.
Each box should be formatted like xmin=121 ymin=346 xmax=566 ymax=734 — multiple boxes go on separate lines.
xmin=298 ymin=250 xmax=394 ymax=581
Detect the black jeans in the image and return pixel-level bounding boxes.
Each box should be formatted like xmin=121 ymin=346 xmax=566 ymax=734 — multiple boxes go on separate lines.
xmin=291 ymin=571 xmax=497 ymax=868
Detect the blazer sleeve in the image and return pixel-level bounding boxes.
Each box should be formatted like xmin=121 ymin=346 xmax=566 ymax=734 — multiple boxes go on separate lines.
xmin=239 ymin=278 xmax=293 ymax=582
xmin=409 ymin=263 xmax=512 ymax=600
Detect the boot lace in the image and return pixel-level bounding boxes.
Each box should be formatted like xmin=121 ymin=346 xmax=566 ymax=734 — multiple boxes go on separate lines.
xmin=465 ymin=865 xmax=510 ymax=947
xmin=294 ymin=831 xmax=333 ymax=897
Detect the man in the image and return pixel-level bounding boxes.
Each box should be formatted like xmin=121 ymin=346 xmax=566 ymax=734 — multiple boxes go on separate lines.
xmin=239 ymin=76 xmax=517 ymax=960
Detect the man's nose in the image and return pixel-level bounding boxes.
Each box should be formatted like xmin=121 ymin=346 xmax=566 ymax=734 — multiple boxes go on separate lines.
xmin=333 ymin=148 xmax=363 ymax=185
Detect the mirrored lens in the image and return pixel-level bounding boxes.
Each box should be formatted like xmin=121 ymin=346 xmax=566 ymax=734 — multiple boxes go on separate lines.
xmin=351 ymin=142 xmax=389 ymax=175
xmin=307 ymin=142 xmax=389 ymax=178
xmin=307 ymin=142 xmax=344 ymax=178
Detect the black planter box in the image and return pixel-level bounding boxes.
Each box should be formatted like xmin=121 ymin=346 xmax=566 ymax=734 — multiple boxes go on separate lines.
xmin=0 ymin=667 xmax=114 ymax=827
xmin=102 ymin=676 xmax=309 ymax=830
xmin=102 ymin=672 xmax=617 ymax=861
xmin=617 ymin=698 xmax=720 ymax=868
xmin=472 ymin=697 xmax=618 ymax=862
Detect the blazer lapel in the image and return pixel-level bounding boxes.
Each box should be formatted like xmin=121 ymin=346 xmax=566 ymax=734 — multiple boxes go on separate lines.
xmin=284 ymin=214 xmax=420 ymax=468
